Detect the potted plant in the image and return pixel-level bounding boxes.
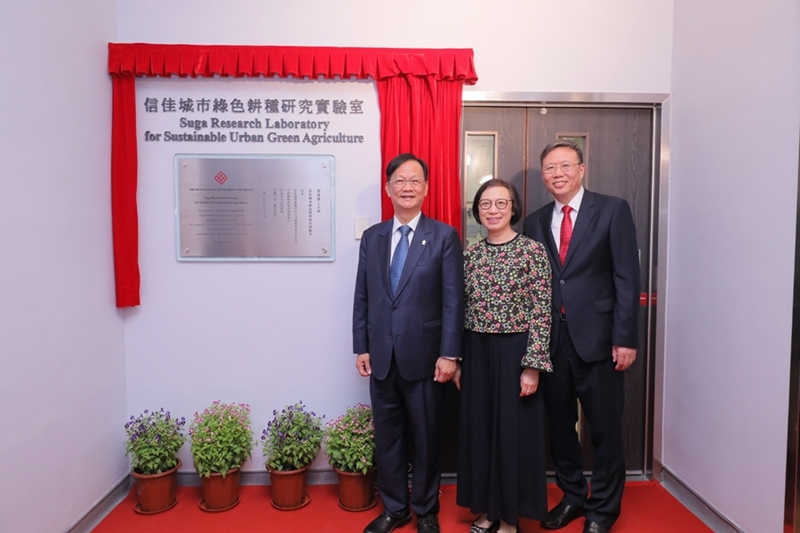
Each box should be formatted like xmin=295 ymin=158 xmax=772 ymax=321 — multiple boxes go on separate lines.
xmin=124 ymin=408 xmax=186 ymax=514
xmin=261 ymin=401 xmax=324 ymax=509
xmin=189 ymin=401 xmax=253 ymax=511
xmin=324 ymin=403 xmax=377 ymax=511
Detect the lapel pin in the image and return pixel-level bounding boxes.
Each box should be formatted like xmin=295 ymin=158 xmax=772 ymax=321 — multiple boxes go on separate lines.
xmin=421 ymin=240 xmax=427 ymax=245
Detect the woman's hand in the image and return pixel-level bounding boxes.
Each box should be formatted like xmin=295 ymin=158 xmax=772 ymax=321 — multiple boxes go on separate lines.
xmin=520 ymin=368 xmax=540 ymax=397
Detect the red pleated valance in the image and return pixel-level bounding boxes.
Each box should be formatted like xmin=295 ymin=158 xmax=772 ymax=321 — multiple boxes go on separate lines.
xmin=108 ymin=43 xmax=478 ymax=83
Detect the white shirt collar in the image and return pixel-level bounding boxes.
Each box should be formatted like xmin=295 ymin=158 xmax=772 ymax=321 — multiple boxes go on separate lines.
xmin=392 ymin=211 xmax=422 ymax=233
xmin=553 ymin=187 xmax=585 ymax=214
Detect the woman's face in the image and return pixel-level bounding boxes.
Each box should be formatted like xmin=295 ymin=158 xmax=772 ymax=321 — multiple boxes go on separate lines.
xmin=477 ymin=185 xmax=514 ymax=234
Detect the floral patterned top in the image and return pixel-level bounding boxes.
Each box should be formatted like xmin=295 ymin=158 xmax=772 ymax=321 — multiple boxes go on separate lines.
xmin=464 ymin=234 xmax=553 ymax=372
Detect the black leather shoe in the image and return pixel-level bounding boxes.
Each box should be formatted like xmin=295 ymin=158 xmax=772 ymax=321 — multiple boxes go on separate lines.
xmin=541 ymin=501 xmax=585 ymax=530
xmin=364 ymin=512 xmax=412 ymax=533
xmin=417 ymin=513 xmax=441 ymax=533
xmin=583 ymin=521 xmax=610 ymax=533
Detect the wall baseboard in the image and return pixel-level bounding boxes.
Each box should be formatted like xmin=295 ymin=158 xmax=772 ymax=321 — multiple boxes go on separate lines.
xmin=659 ymin=464 xmax=742 ymax=533
xmin=63 ymin=475 xmax=131 ymax=533
xmin=177 ymin=468 xmax=338 ymax=486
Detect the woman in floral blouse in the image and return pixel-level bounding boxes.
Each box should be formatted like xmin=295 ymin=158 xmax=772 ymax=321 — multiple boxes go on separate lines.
xmin=456 ymin=179 xmax=552 ymax=533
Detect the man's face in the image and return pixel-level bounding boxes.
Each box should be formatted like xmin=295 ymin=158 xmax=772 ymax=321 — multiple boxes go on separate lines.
xmin=385 ymin=160 xmax=429 ymax=216
xmin=541 ymin=147 xmax=584 ymax=204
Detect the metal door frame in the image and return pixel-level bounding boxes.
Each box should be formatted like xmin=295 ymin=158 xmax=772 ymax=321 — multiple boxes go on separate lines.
xmin=461 ymin=91 xmax=671 ymax=482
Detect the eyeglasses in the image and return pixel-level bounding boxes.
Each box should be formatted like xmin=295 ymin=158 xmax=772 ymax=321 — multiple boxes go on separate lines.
xmin=390 ymin=178 xmax=426 ymax=189
xmin=542 ymin=162 xmax=581 ymax=176
xmin=478 ymin=198 xmax=511 ymax=210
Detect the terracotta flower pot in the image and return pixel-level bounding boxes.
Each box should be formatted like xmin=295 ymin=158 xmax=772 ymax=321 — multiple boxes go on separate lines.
xmin=131 ymin=459 xmax=181 ymax=514
xmin=199 ymin=467 xmax=241 ymax=512
xmin=268 ymin=466 xmax=311 ymax=510
xmin=335 ymin=467 xmax=377 ymax=511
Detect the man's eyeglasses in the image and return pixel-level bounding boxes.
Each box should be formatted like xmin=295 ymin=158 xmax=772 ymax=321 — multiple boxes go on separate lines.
xmin=542 ymin=162 xmax=581 ymax=176
xmin=390 ymin=178 xmax=425 ymax=189
xmin=478 ymin=198 xmax=511 ymax=210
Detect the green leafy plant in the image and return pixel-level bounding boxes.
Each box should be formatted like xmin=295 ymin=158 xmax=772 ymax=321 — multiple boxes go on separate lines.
xmin=262 ymin=401 xmax=324 ymax=471
xmin=190 ymin=401 xmax=253 ymax=478
xmin=324 ymin=403 xmax=375 ymax=475
xmin=124 ymin=408 xmax=187 ymax=475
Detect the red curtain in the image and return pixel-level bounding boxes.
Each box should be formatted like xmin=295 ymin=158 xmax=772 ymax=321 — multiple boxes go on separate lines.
xmin=110 ymin=73 xmax=140 ymax=307
xmin=108 ymin=44 xmax=477 ymax=307
xmin=377 ymin=75 xmax=464 ymax=234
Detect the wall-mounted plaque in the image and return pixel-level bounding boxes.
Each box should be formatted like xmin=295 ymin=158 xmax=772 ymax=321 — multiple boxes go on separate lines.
xmin=175 ymin=154 xmax=334 ymax=261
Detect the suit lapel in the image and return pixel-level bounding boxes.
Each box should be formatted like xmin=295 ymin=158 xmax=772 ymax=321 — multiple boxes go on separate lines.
xmin=562 ymin=190 xmax=596 ymax=270
xmin=378 ymin=220 xmax=394 ymax=299
xmin=538 ymin=204 xmax=561 ymax=272
xmin=393 ymin=214 xmax=431 ymax=300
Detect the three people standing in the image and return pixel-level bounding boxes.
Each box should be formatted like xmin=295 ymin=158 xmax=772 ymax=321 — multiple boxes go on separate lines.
xmin=353 ymin=142 xmax=639 ymax=533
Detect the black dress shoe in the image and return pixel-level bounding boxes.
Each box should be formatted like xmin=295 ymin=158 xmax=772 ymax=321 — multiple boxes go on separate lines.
xmin=541 ymin=501 xmax=585 ymax=530
xmin=364 ymin=512 xmax=412 ymax=533
xmin=583 ymin=521 xmax=610 ymax=533
xmin=417 ymin=513 xmax=441 ymax=533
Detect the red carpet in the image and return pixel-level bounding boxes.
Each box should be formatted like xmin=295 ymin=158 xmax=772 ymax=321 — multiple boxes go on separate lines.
xmin=94 ymin=482 xmax=711 ymax=532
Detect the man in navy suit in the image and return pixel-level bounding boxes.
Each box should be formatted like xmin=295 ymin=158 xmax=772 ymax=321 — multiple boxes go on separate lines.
xmin=523 ymin=139 xmax=640 ymax=533
xmin=353 ymin=153 xmax=464 ymax=533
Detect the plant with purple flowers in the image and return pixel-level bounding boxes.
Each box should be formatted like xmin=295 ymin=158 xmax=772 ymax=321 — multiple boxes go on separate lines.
xmin=324 ymin=404 xmax=375 ymax=475
xmin=124 ymin=408 xmax=186 ymax=475
xmin=262 ymin=401 xmax=324 ymax=471
xmin=190 ymin=401 xmax=253 ymax=478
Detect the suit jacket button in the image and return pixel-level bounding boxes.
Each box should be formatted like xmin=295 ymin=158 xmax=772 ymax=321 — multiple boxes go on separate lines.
xmin=392 ymin=306 xmax=397 ymax=311
xmin=560 ymin=280 xmax=565 ymax=285
xmin=389 ymin=334 xmax=393 ymax=339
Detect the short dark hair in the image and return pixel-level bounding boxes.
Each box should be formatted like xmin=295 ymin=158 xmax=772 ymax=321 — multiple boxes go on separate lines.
xmin=385 ymin=153 xmax=429 ymax=182
xmin=540 ymin=138 xmax=584 ymax=165
xmin=472 ymin=179 xmax=522 ymax=226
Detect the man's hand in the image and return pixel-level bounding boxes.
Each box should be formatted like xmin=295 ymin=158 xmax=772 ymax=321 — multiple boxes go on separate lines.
xmin=434 ymin=357 xmax=457 ymax=383
xmin=520 ymin=368 xmax=540 ymax=397
xmin=452 ymin=362 xmax=462 ymax=390
xmin=612 ymin=346 xmax=637 ymax=371
xmin=356 ymin=353 xmax=372 ymax=377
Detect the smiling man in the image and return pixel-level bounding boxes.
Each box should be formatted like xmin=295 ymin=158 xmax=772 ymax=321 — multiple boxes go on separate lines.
xmin=523 ymin=139 xmax=640 ymax=533
xmin=353 ymin=153 xmax=464 ymax=533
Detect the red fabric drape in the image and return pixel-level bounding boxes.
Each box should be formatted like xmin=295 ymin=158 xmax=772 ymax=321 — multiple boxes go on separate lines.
xmin=110 ymin=73 xmax=140 ymax=307
xmin=108 ymin=44 xmax=477 ymax=307
xmin=377 ymin=75 xmax=464 ymax=233
xmin=108 ymin=44 xmax=478 ymax=82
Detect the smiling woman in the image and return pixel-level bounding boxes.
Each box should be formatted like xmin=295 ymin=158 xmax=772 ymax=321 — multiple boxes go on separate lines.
xmin=458 ymin=178 xmax=553 ymax=533
xmin=475 ymin=184 xmax=516 ymax=244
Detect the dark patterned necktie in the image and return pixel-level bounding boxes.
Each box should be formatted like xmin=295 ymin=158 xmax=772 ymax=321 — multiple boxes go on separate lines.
xmin=389 ymin=226 xmax=411 ymax=295
xmin=559 ymin=205 xmax=573 ymax=265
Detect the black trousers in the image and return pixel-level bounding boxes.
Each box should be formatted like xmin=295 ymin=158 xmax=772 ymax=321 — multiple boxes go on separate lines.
xmin=370 ymin=356 xmax=444 ymax=518
xmin=543 ymin=318 xmax=625 ymax=529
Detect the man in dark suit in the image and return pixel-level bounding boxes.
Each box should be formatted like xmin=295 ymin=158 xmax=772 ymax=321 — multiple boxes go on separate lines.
xmin=523 ymin=139 xmax=640 ymax=533
xmin=353 ymin=153 xmax=464 ymax=533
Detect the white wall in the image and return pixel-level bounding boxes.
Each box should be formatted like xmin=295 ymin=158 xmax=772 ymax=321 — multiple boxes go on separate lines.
xmin=0 ymin=1 xmax=127 ymax=532
xmin=665 ymin=1 xmax=800 ymax=532
xmin=116 ymin=0 xmax=674 ymax=94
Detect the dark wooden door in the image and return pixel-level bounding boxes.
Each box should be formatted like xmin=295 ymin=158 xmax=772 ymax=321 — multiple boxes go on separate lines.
xmin=448 ymin=105 xmax=656 ymax=477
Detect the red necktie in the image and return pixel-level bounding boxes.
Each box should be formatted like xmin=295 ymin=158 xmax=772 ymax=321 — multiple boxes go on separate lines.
xmin=559 ymin=205 xmax=573 ymax=265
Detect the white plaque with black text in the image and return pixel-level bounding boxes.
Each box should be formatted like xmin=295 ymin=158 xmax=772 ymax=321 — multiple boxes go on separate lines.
xmin=175 ymin=154 xmax=334 ymax=261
